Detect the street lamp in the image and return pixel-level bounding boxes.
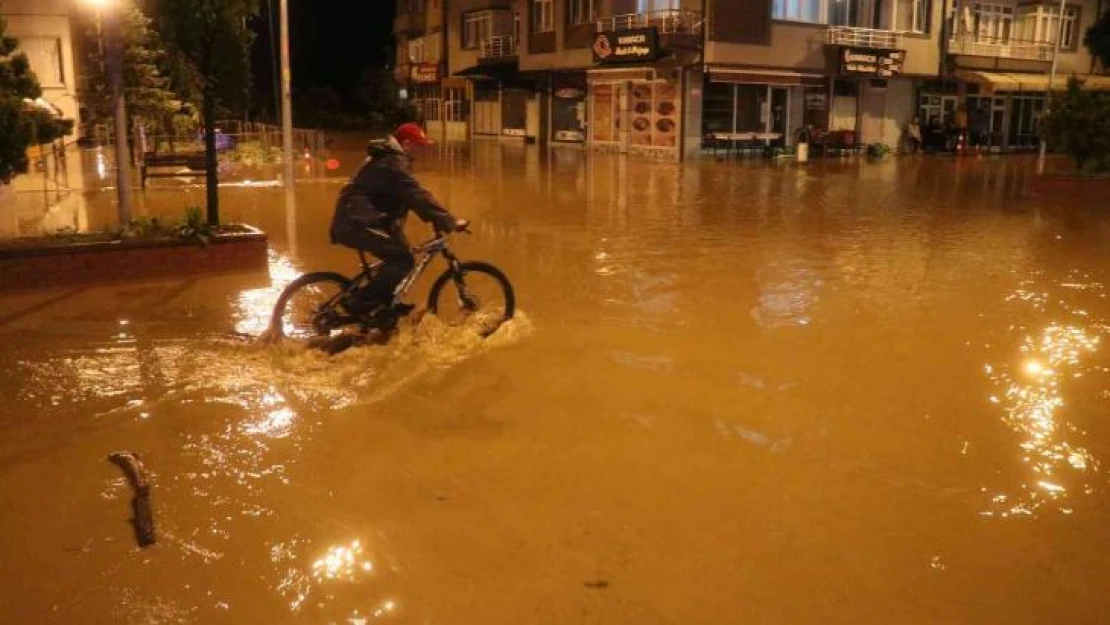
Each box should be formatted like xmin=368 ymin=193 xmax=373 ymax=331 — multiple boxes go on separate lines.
xmin=280 ymin=0 xmax=294 ymax=192
xmin=1036 ymin=0 xmax=1070 ymax=175
xmin=83 ymin=0 xmax=133 ymax=224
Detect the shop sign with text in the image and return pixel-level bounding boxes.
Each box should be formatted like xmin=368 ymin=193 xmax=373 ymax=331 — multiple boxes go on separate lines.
xmin=592 ymin=28 xmax=659 ymax=64
xmin=839 ymin=47 xmax=906 ymax=78
xmin=410 ymin=63 xmax=440 ymax=84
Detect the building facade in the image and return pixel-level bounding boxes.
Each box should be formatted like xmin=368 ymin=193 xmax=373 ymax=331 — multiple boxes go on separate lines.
xmin=394 ymin=0 xmax=471 ymax=141
xmin=400 ymin=0 xmax=1110 ymax=158
xmin=1 ymin=0 xmax=81 ymax=135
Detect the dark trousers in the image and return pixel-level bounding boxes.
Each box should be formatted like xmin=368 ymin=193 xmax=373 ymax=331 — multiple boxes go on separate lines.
xmin=332 ymin=222 xmax=414 ymax=306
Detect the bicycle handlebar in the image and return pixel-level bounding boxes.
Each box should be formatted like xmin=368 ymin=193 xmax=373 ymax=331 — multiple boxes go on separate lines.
xmin=437 ymin=219 xmax=470 ymax=236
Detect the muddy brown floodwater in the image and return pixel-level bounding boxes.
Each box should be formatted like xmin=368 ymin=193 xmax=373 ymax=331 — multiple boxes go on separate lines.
xmin=1 ymin=144 xmax=1108 ymax=624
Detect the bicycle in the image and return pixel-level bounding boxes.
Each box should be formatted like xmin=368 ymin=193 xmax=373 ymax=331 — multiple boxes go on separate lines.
xmin=268 ymin=221 xmax=515 ymax=346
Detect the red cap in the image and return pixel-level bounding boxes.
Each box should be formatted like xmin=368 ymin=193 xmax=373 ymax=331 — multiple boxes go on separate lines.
xmin=393 ymin=122 xmax=434 ymax=147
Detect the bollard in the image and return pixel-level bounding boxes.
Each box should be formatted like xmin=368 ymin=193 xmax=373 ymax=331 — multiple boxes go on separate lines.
xmin=797 ymin=141 xmax=809 ymax=164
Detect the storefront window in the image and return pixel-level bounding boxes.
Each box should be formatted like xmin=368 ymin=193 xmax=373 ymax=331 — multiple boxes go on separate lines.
xmin=502 ymin=89 xmax=528 ymax=133
xmin=803 ymin=86 xmax=829 ymax=131
xmin=445 ymin=87 xmax=468 ymax=122
xmin=702 ymin=82 xmax=736 ymax=135
xmin=702 ymin=81 xmax=793 ymax=137
xmin=1009 ymin=94 xmax=1044 ymax=148
xmin=411 ymin=85 xmax=442 ymax=123
xmin=552 ymin=76 xmax=587 ymax=142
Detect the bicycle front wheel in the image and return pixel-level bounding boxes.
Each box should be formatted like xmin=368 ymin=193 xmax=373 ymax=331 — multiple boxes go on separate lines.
xmin=270 ymin=272 xmax=352 ymax=340
xmin=427 ymin=261 xmax=515 ymax=338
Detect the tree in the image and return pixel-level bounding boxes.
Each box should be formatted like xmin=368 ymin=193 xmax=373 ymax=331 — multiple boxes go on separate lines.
xmin=1040 ymin=78 xmax=1110 ymax=173
xmin=356 ymin=65 xmax=407 ymax=129
xmin=1084 ymin=9 xmax=1110 ymax=72
xmin=78 ymin=4 xmax=178 ymax=144
xmin=0 ymin=15 xmax=73 ymax=184
xmin=144 ymin=0 xmax=258 ymax=225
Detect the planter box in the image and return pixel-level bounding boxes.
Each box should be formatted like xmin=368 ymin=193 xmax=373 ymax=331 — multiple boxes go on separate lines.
xmin=0 ymin=224 xmax=268 ymax=292
xmin=1028 ymin=174 xmax=1110 ymax=203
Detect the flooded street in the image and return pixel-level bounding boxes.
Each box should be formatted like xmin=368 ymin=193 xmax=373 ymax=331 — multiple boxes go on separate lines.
xmin=1 ymin=145 xmax=1108 ymax=623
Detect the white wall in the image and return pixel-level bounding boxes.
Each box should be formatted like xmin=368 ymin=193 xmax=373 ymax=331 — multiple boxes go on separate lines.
xmin=859 ymin=78 xmax=915 ymax=149
xmin=2 ymin=1 xmax=80 ymax=139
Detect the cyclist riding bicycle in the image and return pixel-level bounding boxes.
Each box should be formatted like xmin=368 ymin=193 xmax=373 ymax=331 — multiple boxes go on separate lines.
xmin=329 ymin=122 xmax=465 ymax=318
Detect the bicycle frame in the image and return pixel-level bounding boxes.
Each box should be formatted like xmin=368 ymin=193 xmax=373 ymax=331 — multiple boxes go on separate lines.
xmin=352 ymin=234 xmax=461 ymax=307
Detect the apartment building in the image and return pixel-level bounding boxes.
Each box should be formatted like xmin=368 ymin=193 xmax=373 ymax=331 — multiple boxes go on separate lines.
xmin=394 ymin=0 xmax=1110 ymax=157
xmin=939 ymin=0 xmax=1109 ymax=149
xmin=394 ymin=0 xmax=470 ymax=141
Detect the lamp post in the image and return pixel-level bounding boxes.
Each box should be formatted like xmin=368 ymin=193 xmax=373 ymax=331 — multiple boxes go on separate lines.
xmin=1036 ymin=0 xmax=1069 ymax=175
xmin=85 ymin=0 xmax=133 ymax=224
xmin=279 ymin=0 xmax=296 ymax=253
xmin=280 ymin=0 xmax=294 ymax=190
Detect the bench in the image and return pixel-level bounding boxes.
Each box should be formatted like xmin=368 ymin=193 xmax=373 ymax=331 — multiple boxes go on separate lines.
xmin=141 ymin=152 xmax=210 ymax=189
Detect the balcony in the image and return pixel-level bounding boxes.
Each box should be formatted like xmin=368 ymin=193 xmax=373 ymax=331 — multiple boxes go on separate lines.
xmin=479 ymin=35 xmax=517 ymax=61
xmin=827 ymin=26 xmax=901 ymax=49
xmin=596 ymin=9 xmax=704 ymax=36
xmin=949 ymin=35 xmax=1053 ymax=61
xmin=393 ymin=11 xmax=427 ymax=36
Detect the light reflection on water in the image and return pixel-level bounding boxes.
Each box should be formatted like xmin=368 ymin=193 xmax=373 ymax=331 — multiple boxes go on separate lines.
xmin=1 ymin=150 xmax=1109 ymax=622
xmin=983 ymin=307 xmax=1105 ymax=518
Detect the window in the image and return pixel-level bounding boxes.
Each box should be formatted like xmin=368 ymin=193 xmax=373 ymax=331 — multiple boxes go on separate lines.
xmin=638 ymin=0 xmax=680 ymax=10
xmin=1044 ymin=6 xmax=1077 ymax=47
xmin=1015 ymin=5 xmax=1077 ymax=47
xmin=532 ymin=0 xmax=554 ymax=32
xmin=17 ymin=38 xmax=64 ymax=87
xmin=569 ymin=0 xmax=596 ymax=25
xmin=895 ymin=0 xmax=928 ymax=33
xmin=407 ymin=38 xmax=426 ymax=63
xmin=463 ymin=12 xmax=489 ymax=49
xmin=829 ymin=0 xmax=862 ymax=27
xmin=464 ymin=10 xmax=514 ymax=49
xmin=445 ymin=87 xmax=468 ymax=122
xmin=970 ymin=3 xmax=1012 ymax=43
xmin=773 ymin=0 xmax=825 ymax=23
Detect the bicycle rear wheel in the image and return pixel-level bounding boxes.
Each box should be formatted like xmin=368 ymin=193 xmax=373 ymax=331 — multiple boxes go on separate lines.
xmin=427 ymin=261 xmax=515 ymax=338
xmin=270 ymin=272 xmax=352 ymax=340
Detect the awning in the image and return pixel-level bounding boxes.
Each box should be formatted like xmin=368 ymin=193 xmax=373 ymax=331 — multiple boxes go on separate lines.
xmin=956 ymin=70 xmax=1110 ymax=93
xmin=452 ymin=60 xmax=520 ymax=81
xmin=708 ymin=67 xmax=826 ymax=86
xmin=22 ymin=97 xmax=64 ymax=117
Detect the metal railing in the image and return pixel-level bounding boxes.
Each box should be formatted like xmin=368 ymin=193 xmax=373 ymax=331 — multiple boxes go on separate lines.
xmin=479 ymin=35 xmax=517 ymax=59
xmin=596 ymin=9 xmax=703 ymax=35
xmin=827 ymin=26 xmax=901 ymax=48
xmin=948 ymin=34 xmax=1053 ymax=61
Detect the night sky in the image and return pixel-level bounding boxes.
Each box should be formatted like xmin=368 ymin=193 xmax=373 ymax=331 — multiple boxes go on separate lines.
xmin=250 ymin=0 xmax=397 ymax=119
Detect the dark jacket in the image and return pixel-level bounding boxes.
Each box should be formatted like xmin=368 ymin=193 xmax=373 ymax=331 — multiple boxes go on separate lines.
xmin=330 ymin=140 xmax=455 ymax=242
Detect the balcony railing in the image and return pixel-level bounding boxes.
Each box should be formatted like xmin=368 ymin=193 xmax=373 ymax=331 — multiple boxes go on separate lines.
xmin=949 ymin=35 xmax=1053 ymax=61
xmin=596 ymin=9 xmax=703 ymax=35
xmin=479 ymin=35 xmax=517 ymax=60
xmin=827 ymin=26 xmax=901 ymax=49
